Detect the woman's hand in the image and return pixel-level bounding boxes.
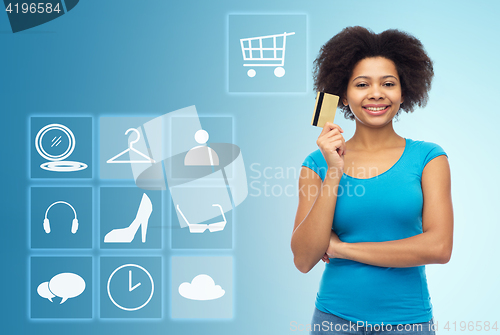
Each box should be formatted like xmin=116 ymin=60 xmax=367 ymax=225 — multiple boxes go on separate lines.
xmin=326 ymin=230 xmax=343 ymax=258
xmin=316 ymin=122 xmax=346 ymax=172
xmin=321 ymin=230 xmax=345 ymax=263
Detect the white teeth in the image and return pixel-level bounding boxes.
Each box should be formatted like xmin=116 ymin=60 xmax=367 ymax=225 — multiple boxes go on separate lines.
xmin=365 ymin=106 xmax=387 ymax=111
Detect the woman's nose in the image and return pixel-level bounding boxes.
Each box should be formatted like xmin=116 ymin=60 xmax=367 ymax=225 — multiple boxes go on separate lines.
xmin=369 ymin=86 xmax=384 ymax=99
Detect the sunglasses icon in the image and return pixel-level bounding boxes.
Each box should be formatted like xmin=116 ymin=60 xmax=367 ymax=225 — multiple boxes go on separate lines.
xmin=176 ymin=204 xmax=227 ymax=233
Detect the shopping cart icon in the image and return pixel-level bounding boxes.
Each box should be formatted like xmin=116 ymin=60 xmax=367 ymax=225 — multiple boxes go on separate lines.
xmin=240 ymin=32 xmax=295 ymax=78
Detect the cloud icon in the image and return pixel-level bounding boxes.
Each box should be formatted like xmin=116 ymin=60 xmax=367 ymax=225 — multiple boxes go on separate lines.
xmin=37 ymin=272 xmax=85 ymax=304
xmin=178 ymin=274 xmax=225 ymax=301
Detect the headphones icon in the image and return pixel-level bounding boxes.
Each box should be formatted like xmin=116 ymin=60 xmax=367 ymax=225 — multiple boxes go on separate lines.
xmin=43 ymin=201 xmax=79 ymax=234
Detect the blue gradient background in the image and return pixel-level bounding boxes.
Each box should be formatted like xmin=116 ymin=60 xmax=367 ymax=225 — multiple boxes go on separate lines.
xmin=2 ymin=0 xmax=499 ymax=334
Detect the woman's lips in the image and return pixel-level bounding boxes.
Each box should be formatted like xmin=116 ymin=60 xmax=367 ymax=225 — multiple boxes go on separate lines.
xmin=362 ymin=105 xmax=390 ymax=116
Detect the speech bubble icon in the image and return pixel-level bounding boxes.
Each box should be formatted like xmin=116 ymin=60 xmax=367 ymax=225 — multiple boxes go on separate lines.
xmin=48 ymin=273 xmax=85 ymax=304
xmin=37 ymin=281 xmax=56 ymax=302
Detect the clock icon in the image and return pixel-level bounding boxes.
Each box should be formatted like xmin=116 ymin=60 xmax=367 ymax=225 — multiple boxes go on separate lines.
xmin=107 ymin=264 xmax=154 ymax=311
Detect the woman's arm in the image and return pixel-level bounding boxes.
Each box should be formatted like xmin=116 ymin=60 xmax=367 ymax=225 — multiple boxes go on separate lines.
xmin=291 ymin=166 xmax=343 ymax=273
xmin=291 ymin=122 xmax=346 ymax=273
xmin=327 ymin=155 xmax=453 ymax=268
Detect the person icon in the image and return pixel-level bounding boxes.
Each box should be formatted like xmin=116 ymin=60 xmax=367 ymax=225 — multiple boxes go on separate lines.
xmin=184 ymin=130 xmax=219 ymax=166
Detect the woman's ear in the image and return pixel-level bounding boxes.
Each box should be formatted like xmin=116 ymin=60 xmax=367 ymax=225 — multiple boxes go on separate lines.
xmin=342 ymin=97 xmax=348 ymax=106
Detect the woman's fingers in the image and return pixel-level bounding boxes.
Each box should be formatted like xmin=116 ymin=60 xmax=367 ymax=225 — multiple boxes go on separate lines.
xmin=339 ymin=136 xmax=346 ymax=156
xmin=321 ymin=253 xmax=330 ymax=263
xmin=316 ymin=122 xmax=346 ymax=170
xmin=323 ymin=127 xmax=342 ymax=138
xmin=319 ymin=122 xmax=343 ymax=137
xmin=323 ymin=139 xmax=344 ymax=156
xmin=326 ymin=135 xmax=346 ymax=156
xmin=326 ymin=122 xmax=343 ymax=133
xmin=317 ymin=123 xmax=346 ymax=156
xmin=318 ymin=133 xmax=345 ymax=152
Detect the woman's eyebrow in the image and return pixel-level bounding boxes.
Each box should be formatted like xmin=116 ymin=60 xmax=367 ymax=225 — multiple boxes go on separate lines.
xmin=352 ymin=75 xmax=399 ymax=82
xmin=381 ymin=75 xmax=399 ymax=81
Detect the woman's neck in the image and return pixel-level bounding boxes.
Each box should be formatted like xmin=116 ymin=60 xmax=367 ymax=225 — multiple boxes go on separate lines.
xmin=347 ymin=119 xmax=404 ymax=151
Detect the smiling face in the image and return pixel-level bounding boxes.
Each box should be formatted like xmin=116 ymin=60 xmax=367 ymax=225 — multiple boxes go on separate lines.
xmin=343 ymin=57 xmax=403 ymax=126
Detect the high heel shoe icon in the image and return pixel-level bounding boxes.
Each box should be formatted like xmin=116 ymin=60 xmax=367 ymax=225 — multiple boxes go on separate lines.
xmin=104 ymin=193 xmax=153 ymax=243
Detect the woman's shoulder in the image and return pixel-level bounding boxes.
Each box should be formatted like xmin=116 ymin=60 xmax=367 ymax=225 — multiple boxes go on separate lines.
xmin=406 ymin=138 xmax=447 ymax=154
xmin=301 ymin=149 xmax=327 ymax=181
xmin=405 ymin=138 xmax=448 ymax=169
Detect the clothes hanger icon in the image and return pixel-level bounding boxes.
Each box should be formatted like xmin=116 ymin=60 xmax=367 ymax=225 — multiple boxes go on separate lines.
xmin=107 ymin=128 xmax=156 ymax=164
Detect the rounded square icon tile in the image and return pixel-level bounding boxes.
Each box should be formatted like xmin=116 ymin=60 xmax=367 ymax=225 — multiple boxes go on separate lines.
xmin=30 ymin=117 xmax=92 ymax=179
xmin=171 ymin=256 xmax=232 ymax=319
xmin=31 ymin=257 xmax=92 ymax=319
xmin=31 ymin=187 xmax=92 ymax=249
xmin=228 ymin=14 xmax=307 ymax=93
xmin=100 ymin=187 xmax=162 ymax=249
xmin=99 ymin=117 xmax=154 ymax=180
xmin=100 ymin=257 xmax=162 ymax=318
xmin=170 ymin=186 xmax=233 ymax=250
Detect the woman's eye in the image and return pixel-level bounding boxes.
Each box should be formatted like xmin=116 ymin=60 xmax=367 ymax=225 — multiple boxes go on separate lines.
xmin=356 ymin=83 xmax=367 ymax=87
xmin=384 ymin=82 xmax=395 ymax=87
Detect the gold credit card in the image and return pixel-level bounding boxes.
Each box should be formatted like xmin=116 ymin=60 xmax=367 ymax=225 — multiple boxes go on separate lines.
xmin=311 ymin=92 xmax=339 ymax=127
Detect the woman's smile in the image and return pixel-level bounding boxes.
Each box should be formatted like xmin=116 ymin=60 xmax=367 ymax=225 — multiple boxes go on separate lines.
xmin=362 ymin=104 xmax=390 ymax=116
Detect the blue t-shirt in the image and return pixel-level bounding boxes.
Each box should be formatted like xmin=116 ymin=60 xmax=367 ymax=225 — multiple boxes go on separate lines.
xmin=301 ymin=137 xmax=448 ymax=325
